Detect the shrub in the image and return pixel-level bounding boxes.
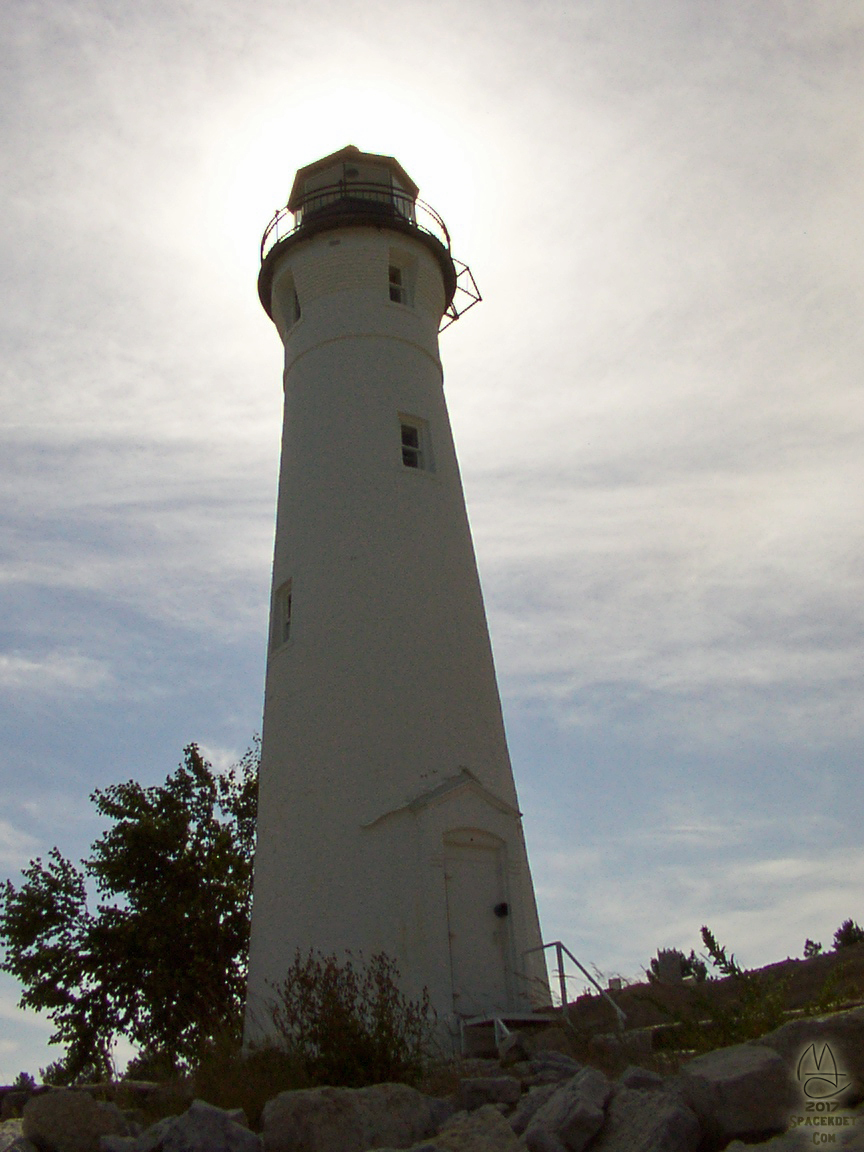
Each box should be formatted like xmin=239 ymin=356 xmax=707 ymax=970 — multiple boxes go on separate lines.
xmin=833 ymin=920 xmax=864 ymax=950
xmin=647 ymin=947 xmax=707 ymax=983
xmin=642 ymin=927 xmax=789 ymax=1055
xmin=803 ymin=939 xmax=823 ymax=958
xmin=191 ymin=1029 xmax=309 ymax=1129
xmin=268 ymin=950 xmax=436 ymax=1088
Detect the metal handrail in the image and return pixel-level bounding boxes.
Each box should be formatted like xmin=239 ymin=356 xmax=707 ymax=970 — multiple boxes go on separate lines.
xmin=524 ymin=940 xmax=627 ymax=1032
xmin=260 ymin=180 xmax=452 ymax=262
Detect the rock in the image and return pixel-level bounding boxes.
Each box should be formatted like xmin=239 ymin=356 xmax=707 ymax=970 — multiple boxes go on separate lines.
xmin=367 ymin=1146 xmax=443 ymax=1152
xmin=261 ymin=1082 xmax=440 ymax=1152
xmin=1 ymin=1095 xmax=28 ymax=1122
xmin=617 ymin=1067 xmax=664 ymax=1092
xmin=23 ymin=1090 xmax=129 ymax=1152
xmin=752 ymin=1006 xmax=864 ymax=1106
xmin=724 ymin=1133 xmax=811 ymax=1151
xmin=523 ymin=1032 xmax=574 ymax=1059
xmin=509 ymin=1085 xmax=559 ymax=1135
xmin=0 ymin=1119 xmax=24 ymax=1152
xmin=530 ymin=1052 xmax=581 ymax=1075
xmin=498 ymin=1033 xmax=531 ymax=1066
xmin=156 ymin=1099 xmax=258 ymax=1152
xmin=458 ymin=1078 xmax=521 ymax=1113
xmin=99 ymin=1100 xmax=258 ymax=1152
xmin=5 ymin=1139 xmax=40 ymax=1152
xmin=524 ymin=1053 xmax=581 ymax=1087
xmin=523 ymin=1067 xmax=612 ymax=1152
xmin=589 ymin=1031 xmax=651 ymax=1062
xmin=459 ymin=1061 xmax=501 ymax=1079
xmin=588 ymin=1087 xmax=700 ymax=1152
xmin=678 ymin=1042 xmax=799 ymax=1146
xmin=434 ymin=1105 xmax=522 ymax=1151
xmin=101 ymin=1114 xmax=178 ymax=1152
xmin=734 ymin=1100 xmax=864 ymax=1151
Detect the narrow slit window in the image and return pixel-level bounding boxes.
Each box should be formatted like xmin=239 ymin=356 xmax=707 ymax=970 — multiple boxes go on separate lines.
xmin=389 ymin=264 xmax=404 ymax=303
xmin=271 ymin=580 xmax=293 ymax=650
xmin=280 ymin=272 xmax=301 ymax=333
xmin=401 ymin=421 xmax=424 ymax=469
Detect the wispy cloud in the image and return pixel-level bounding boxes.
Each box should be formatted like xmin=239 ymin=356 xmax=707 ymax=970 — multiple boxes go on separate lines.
xmin=533 ymin=837 xmax=864 ymax=983
xmin=0 ymin=820 xmax=38 ymax=871
xmin=0 ymin=652 xmax=110 ymax=695
xmin=0 ymin=0 xmax=861 ymax=1080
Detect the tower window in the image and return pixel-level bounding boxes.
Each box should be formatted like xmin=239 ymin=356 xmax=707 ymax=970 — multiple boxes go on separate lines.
xmin=271 ymin=580 xmax=293 ymax=650
xmin=388 ymin=249 xmax=416 ymax=307
xmin=401 ymin=422 xmax=421 ymax=468
xmin=389 ymin=265 xmax=404 ymax=303
xmin=278 ymin=272 xmax=301 ymax=333
xmin=399 ymin=416 xmax=431 ymax=470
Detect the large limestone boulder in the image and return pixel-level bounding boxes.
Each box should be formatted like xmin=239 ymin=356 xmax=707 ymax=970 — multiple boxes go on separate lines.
xmin=368 ymin=1105 xmax=523 ymax=1152
xmin=752 ymin=1006 xmax=864 ymax=1106
xmin=523 ymin=1066 xmax=613 ymax=1152
xmin=588 ymin=1087 xmax=701 ymax=1152
xmin=4 ymin=1138 xmax=38 ymax=1152
xmin=0 ymin=1118 xmax=24 ymax=1152
xmin=22 ymin=1089 xmax=128 ymax=1152
xmin=458 ymin=1078 xmax=521 ymax=1113
xmin=524 ymin=1053 xmax=582 ymax=1087
xmin=509 ymin=1085 xmax=559 ymax=1136
xmin=678 ymin=1042 xmax=798 ymax=1147
xmin=617 ymin=1067 xmax=664 ymax=1092
xmin=724 ymin=1134 xmax=811 ymax=1151
xmin=723 ymin=1129 xmax=860 ymax=1151
xmin=433 ymin=1105 xmax=522 ymax=1151
xmin=261 ymin=1083 xmax=442 ymax=1152
xmin=100 ymin=1099 xmax=259 ymax=1152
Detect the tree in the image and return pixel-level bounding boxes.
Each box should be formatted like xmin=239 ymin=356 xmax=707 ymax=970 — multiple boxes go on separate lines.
xmin=833 ymin=919 xmax=864 ymax=950
xmin=647 ymin=946 xmax=707 ymax=983
xmin=0 ymin=741 xmax=258 ymax=1084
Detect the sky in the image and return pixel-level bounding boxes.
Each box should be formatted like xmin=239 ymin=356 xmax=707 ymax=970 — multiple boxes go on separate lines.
xmin=1 ymin=0 xmax=862 ymax=1080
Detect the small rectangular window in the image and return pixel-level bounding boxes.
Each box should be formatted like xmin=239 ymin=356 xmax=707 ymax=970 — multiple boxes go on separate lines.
xmin=389 ymin=264 xmax=404 ymax=303
xmin=401 ymin=422 xmax=421 ymax=468
xmin=399 ymin=416 xmax=432 ymax=471
xmin=388 ymin=249 xmax=416 ymax=307
xmin=271 ymin=580 xmax=293 ymax=650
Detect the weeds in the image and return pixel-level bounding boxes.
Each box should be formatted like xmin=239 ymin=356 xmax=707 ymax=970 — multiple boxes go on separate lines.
xmin=640 ymin=926 xmax=790 ymax=1054
xmin=268 ymin=950 xmax=437 ymax=1089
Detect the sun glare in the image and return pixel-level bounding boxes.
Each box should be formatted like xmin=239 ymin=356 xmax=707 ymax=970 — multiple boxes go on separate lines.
xmin=199 ymin=74 xmax=503 ymax=276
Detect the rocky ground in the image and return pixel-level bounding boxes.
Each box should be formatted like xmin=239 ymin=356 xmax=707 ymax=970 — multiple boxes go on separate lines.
xmin=2 ymin=1002 xmax=864 ymax=1152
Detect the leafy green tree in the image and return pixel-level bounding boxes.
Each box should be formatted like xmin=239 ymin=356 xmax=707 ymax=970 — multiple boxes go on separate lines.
xmin=0 ymin=742 xmax=258 ymax=1084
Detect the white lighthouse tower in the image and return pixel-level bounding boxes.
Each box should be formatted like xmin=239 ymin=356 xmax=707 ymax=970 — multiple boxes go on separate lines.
xmin=244 ymin=146 xmax=549 ymax=1043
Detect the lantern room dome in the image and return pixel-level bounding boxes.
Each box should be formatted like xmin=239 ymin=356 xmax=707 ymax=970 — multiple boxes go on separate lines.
xmin=259 ymin=146 xmax=457 ymax=315
xmin=286 ymin=144 xmax=419 ymax=213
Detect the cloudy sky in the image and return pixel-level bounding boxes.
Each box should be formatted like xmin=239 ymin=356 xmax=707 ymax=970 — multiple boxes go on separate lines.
xmin=1 ymin=0 xmax=862 ymax=1079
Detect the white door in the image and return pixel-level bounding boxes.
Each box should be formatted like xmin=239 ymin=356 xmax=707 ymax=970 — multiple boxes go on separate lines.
xmin=443 ymin=828 xmax=510 ymax=1016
